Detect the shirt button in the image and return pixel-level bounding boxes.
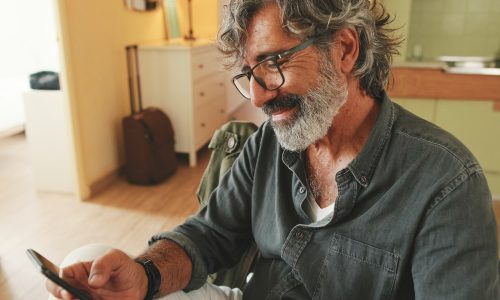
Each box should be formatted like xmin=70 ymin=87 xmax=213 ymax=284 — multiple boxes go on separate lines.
xmin=299 ymin=186 xmax=306 ymax=194
xmin=295 ymin=231 xmax=304 ymax=240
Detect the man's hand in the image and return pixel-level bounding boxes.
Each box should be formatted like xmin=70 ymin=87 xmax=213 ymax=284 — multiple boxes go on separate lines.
xmin=46 ymin=248 xmax=148 ymax=300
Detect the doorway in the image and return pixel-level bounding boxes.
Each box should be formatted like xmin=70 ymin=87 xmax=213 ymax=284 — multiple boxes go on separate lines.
xmin=0 ymin=0 xmax=60 ymax=137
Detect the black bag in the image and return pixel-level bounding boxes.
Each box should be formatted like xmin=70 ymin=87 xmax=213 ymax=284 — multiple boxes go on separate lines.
xmin=122 ymin=45 xmax=177 ymax=185
xmin=29 ymin=71 xmax=60 ymax=90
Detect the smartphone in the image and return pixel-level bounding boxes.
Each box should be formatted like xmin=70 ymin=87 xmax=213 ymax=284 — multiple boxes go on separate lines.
xmin=26 ymin=248 xmax=92 ymax=300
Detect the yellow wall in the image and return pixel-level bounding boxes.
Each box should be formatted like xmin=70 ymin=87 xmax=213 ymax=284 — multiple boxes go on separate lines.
xmin=175 ymin=0 xmax=219 ymax=40
xmin=57 ymin=0 xmax=166 ymax=199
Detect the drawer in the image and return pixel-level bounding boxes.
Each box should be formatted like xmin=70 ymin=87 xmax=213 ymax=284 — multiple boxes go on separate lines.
xmin=193 ymin=98 xmax=227 ymax=149
xmin=192 ymin=73 xmax=227 ymax=108
xmin=191 ymin=48 xmax=224 ymax=81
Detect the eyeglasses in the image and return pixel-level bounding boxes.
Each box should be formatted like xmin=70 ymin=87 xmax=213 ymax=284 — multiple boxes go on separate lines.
xmin=232 ymin=37 xmax=317 ymax=100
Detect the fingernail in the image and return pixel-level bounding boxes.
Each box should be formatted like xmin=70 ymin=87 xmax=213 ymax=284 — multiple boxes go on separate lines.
xmin=89 ymin=273 xmax=101 ymax=284
xmin=60 ymin=289 xmax=71 ymax=298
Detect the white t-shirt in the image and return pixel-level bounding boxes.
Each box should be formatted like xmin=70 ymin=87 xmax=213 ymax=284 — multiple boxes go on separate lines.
xmin=305 ymin=193 xmax=335 ymax=223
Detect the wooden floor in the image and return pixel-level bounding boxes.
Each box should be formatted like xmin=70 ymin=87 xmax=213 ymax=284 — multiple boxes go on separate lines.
xmin=1 ymin=134 xmax=500 ymax=299
xmin=0 ymin=134 xmax=207 ymax=299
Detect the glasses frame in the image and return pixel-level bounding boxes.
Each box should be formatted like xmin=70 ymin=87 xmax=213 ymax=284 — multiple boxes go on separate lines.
xmin=232 ymin=37 xmax=317 ymax=100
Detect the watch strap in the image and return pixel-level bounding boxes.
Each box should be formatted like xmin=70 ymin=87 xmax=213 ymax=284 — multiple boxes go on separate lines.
xmin=135 ymin=257 xmax=161 ymax=300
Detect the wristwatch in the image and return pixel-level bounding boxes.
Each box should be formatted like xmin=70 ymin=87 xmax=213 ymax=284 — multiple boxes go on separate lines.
xmin=135 ymin=257 xmax=161 ymax=300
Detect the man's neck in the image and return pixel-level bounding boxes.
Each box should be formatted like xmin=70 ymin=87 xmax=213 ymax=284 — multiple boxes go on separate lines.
xmin=305 ymin=84 xmax=380 ymax=208
xmin=308 ymin=86 xmax=380 ymax=163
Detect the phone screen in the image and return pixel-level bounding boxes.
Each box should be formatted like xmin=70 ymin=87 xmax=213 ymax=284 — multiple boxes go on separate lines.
xmin=26 ymin=249 xmax=92 ymax=300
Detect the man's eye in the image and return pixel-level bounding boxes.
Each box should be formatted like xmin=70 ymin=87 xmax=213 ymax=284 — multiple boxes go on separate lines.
xmin=263 ymin=60 xmax=281 ymax=69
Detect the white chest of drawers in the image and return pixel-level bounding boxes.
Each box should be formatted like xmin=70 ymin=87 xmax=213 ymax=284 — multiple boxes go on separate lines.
xmin=138 ymin=39 xmax=228 ymax=166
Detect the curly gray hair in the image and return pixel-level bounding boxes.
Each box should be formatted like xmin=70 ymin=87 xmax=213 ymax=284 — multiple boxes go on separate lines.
xmin=218 ymin=0 xmax=401 ymax=98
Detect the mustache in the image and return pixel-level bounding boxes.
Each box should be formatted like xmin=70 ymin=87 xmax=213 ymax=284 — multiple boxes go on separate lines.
xmin=262 ymin=94 xmax=303 ymax=116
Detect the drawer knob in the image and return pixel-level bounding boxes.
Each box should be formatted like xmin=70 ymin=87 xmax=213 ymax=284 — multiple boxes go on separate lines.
xmin=200 ymin=92 xmax=205 ymax=97
xmin=198 ymin=64 xmax=204 ymax=69
xmin=201 ymin=123 xmax=206 ymax=127
xmin=220 ymin=109 xmax=225 ymax=114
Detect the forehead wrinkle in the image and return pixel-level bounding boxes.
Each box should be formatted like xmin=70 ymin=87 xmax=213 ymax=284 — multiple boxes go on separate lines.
xmin=243 ymin=4 xmax=296 ymax=65
xmin=281 ymin=50 xmax=317 ymax=68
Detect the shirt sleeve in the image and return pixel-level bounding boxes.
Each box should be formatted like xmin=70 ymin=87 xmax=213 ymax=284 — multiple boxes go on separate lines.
xmin=411 ymin=169 xmax=500 ymax=299
xmin=150 ymin=123 xmax=265 ymax=291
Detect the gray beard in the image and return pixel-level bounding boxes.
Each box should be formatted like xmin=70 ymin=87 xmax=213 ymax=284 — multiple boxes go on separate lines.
xmin=268 ymin=63 xmax=348 ymax=152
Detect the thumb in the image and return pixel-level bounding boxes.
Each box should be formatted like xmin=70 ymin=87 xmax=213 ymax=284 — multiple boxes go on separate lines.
xmin=88 ymin=249 xmax=128 ymax=288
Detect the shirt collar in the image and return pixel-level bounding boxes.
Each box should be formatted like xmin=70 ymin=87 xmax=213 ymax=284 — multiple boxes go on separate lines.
xmin=348 ymin=92 xmax=396 ymax=187
xmin=281 ymin=92 xmax=396 ymax=188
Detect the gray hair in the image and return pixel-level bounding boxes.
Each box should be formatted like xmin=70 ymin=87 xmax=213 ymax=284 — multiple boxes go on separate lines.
xmin=218 ymin=0 xmax=402 ymax=99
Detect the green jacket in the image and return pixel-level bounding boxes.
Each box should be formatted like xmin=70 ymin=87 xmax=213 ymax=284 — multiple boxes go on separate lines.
xmin=196 ymin=120 xmax=259 ymax=289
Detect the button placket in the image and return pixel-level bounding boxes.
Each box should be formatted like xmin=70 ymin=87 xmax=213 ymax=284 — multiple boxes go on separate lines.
xmin=281 ymin=226 xmax=312 ymax=269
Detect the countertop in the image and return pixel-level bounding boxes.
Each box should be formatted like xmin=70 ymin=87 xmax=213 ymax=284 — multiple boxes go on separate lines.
xmin=393 ymin=60 xmax=500 ymax=76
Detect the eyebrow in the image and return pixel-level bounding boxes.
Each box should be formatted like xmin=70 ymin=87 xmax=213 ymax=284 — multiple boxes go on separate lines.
xmin=240 ymin=50 xmax=282 ymax=72
xmin=255 ymin=50 xmax=283 ymax=62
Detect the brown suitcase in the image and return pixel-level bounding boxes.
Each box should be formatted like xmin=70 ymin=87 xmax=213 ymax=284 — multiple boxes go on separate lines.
xmin=122 ymin=45 xmax=176 ymax=185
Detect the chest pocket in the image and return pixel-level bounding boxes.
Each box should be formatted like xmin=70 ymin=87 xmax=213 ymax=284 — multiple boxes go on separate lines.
xmin=294 ymin=233 xmax=399 ymax=300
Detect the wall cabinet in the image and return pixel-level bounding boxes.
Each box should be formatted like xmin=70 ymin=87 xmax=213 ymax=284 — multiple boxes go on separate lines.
xmin=138 ymin=39 xmax=228 ymax=166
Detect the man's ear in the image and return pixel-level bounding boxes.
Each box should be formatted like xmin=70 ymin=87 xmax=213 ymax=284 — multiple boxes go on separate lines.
xmin=333 ymin=27 xmax=360 ymax=74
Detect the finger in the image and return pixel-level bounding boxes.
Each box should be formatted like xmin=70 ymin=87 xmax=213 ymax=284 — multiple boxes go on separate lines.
xmin=61 ymin=262 xmax=92 ymax=286
xmin=88 ymin=249 xmax=129 ymax=288
xmin=60 ymin=289 xmax=76 ymax=300
xmin=46 ymin=279 xmax=65 ymax=299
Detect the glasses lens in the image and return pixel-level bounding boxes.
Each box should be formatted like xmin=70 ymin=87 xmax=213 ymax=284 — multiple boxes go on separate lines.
xmin=233 ymin=59 xmax=285 ymax=99
xmin=253 ymin=60 xmax=284 ymax=91
xmin=234 ymin=75 xmax=251 ymax=99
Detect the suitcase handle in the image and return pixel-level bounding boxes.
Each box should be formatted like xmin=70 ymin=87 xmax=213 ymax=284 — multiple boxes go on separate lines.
xmin=125 ymin=45 xmax=143 ymax=115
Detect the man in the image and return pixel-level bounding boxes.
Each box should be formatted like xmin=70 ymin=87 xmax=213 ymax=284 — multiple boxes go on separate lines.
xmin=47 ymin=0 xmax=500 ymax=299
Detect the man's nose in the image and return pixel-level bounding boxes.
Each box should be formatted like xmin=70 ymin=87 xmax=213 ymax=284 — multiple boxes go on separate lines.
xmin=250 ymin=77 xmax=278 ymax=108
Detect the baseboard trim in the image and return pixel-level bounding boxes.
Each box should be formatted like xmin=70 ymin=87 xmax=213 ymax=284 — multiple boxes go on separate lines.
xmin=89 ymin=166 xmax=123 ymax=198
xmin=0 ymin=125 xmax=25 ymax=140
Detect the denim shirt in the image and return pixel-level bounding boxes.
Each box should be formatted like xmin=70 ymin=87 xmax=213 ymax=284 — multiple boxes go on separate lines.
xmin=152 ymin=94 xmax=500 ymax=299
